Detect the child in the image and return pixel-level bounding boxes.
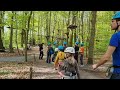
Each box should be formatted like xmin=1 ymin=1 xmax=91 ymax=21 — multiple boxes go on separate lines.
xmin=38 ymin=43 xmax=44 ymax=60
xmin=58 ymin=47 xmax=80 ymax=79
xmin=74 ymin=42 xmax=79 ymax=63
xmin=79 ymin=43 xmax=84 ymax=67
xmin=54 ymin=45 xmax=65 ymax=70
xmin=46 ymin=43 xmax=54 ymax=63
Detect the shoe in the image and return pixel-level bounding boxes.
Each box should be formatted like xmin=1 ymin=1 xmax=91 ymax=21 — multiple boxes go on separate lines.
xmin=80 ymin=65 xmax=84 ymax=67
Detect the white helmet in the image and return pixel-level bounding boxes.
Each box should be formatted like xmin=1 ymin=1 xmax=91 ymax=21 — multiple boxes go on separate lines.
xmin=55 ymin=48 xmax=58 ymax=52
xmin=64 ymin=47 xmax=75 ymax=53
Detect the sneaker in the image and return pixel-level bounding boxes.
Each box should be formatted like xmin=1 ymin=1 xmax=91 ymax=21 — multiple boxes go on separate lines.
xmin=51 ymin=62 xmax=54 ymax=64
xmin=80 ymin=65 xmax=84 ymax=67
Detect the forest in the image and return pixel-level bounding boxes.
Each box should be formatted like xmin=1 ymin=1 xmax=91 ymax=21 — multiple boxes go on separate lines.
xmin=0 ymin=11 xmax=115 ymax=79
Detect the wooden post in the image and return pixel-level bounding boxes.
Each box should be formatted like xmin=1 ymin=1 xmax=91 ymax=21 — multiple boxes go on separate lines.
xmin=34 ymin=53 xmax=36 ymax=62
xmin=30 ymin=67 xmax=33 ymax=79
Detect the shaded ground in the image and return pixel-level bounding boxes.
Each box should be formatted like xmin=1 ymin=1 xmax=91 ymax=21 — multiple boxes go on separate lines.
xmin=32 ymin=60 xmax=107 ymax=79
xmin=0 ymin=46 xmax=108 ymax=79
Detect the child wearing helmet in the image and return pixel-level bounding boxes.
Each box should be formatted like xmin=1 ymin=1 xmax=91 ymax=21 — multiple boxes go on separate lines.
xmin=63 ymin=41 xmax=67 ymax=51
xmin=80 ymin=43 xmax=84 ymax=67
xmin=74 ymin=42 xmax=79 ymax=63
xmin=54 ymin=45 xmax=65 ymax=70
xmin=92 ymin=11 xmax=120 ymax=79
xmin=58 ymin=47 xmax=80 ymax=79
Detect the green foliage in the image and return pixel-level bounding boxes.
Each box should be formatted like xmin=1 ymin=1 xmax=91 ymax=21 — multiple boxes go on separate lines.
xmin=0 ymin=11 xmax=115 ymax=54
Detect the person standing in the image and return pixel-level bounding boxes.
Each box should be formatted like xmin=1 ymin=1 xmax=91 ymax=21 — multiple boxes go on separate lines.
xmin=92 ymin=11 xmax=120 ymax=79
xmin=38 ymin=43 xmax=44 ymax=60
xmin=74 ymin=42 xmax=79 ymax=63
xmin=79 ymin=43 xmax=84 ymax=67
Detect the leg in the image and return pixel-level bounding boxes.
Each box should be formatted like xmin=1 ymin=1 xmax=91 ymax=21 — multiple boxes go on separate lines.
xmin=51 ymin=54 xmax=54 ymax=62
xmin=41 ymin=52 xmax=43 ymax=59
xmin=39 ymin=52 xmax=41 ymax=60
xmin=40 ymin=52 xmax=42 ymax=60
xmin=46 ymin=53 xmax=49 ymax=63
xmin=48 ymin=54 xmax=51 ymax=63
xmin=74 ymin=53 xmax=78 ymax=63
xmin=80 ymin=54 xmax=83 ymax=65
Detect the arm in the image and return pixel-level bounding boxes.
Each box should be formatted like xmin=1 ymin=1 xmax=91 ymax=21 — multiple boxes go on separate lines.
xmin=75 ymin=62 xmax=80 ymax=79
xmin=93 ymin=46 xmax=116 ymax=70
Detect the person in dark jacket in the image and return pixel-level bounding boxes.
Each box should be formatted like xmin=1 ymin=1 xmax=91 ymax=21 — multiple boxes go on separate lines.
xmin=74 ymin=42 xmax=79 ymax=63
xmin=38 ymin=43 xmax=44 ymax=60
xmin=46 ymin=43 xmax=54 ymax=63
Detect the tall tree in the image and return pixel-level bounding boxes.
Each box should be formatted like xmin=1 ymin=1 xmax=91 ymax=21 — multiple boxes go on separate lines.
xmin=88 ymin=11 xmax=97 ymax=64
xmin=0 ymin=11 xmax=5 ymax=51
xmin=9 ymin=11 xmax=14 ymax=53
xmin=14 ymin=11 xmax=20 ymax=55
xmin=38 ymin=15 xmax=40 ymax=44
xmin=27 ymin=11 xmax=32 ymax=44
xmin=81 ymin=11 xmax=84 ymax=42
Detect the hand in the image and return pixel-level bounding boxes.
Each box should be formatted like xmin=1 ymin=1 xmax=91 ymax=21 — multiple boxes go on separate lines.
xmin=54 ymin=68 xmax=58 ymax=70
xmin=92 ymin=64 xmax=98 ymax=70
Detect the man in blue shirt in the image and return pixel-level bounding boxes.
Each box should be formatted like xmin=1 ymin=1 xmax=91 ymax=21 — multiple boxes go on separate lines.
xmin=92 ymin=11 xmax=120 ymax=79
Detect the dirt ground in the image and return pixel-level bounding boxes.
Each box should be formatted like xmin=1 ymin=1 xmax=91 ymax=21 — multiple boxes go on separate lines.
xmin=0 ymin=46 xmax=107 ymax=79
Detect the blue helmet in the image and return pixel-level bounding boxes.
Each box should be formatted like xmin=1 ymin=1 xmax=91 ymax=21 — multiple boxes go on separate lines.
xmin=63 ymin=41 xmax=67 ymax=45
xmin=53 ymin=41 xmax=57 ymax=45
xmin=75 ymin=42 xmax=79 ymax=45
xmin=48 ymin=42 xmax=51 ymax=46
xmin=58 ymin=45 xmax=64 ymax=51
xmin=112 ymin=11 xmax=120 ymax=19
xmin=81 ymin=43 xmax=84 ymax=46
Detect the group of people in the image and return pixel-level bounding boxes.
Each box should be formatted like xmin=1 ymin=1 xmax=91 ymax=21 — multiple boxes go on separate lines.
xmin=44 ymin=41 xmax=84 ymax=79
xmin=37 ymin=12 xmax=120 ymax=79
xmin=38 ymin=41 xmax=84 ymax=79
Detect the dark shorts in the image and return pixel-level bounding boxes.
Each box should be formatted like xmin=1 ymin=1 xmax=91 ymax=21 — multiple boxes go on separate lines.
xmin=110 ymin=73 xmax=120 ymax=79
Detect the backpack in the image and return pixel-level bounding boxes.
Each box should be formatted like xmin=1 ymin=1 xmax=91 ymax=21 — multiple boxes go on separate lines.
xmin=50 ymin=47 xmax=54 ymax=54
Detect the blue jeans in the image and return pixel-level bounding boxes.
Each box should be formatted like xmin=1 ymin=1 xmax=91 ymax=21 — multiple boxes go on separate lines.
xmin=110 ymin=73 xmax=120 ymax=79
xmin=46 ymin=53 xmax=51 ymax=63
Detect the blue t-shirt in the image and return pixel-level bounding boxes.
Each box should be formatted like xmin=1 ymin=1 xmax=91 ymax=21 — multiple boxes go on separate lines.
xmin=109 ymin=31 xmax=120 ymax=74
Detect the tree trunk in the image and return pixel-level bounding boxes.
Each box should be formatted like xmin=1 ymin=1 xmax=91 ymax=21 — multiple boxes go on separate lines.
xmin=27 ymin=11 xmax=32 ymax=45
xmin=46 ymin=12 xmax=49 ymax=43
xmin=21 ymin=30 xmax=24 ymax=47
xmin=74 ymin=11 xmax=78 ymax=43
xmin=67 ymin=11 xmax=70 ymax=46
xmin=38 ymin=15 xmax=40 ymax=44
xmin=40 ymin=15 xmax=42 ymax=43
xmin=69 ymin=11 xmax=77 ymax=46
xmin=78 ymin=11 xmax=81 ymax=43
xmin=86 ymin=14 xmax=91 ymax=58
xmin=88 ymin=11 xmax=97 ymax=64
xmin=81 ymin=11 xmax=84 ymax=42
xmin=49 ymin=11 xmax=51 ymax=42
xmin=23 ymin=29 xmax=27 ymax=62
xmin=32 ymin=12 xmax=34 ymax=46
xmin=14 ymin=12 xmax=20 ymax=55
xmin=0 ymin=11 xmax=4 ymax=51
xmin=52 ymin=12 xmax=56 ymax=43
xmin=9 ymin=11 xmax=14 ymax=53
xmin=1 ymin=11 xmax=5 ymax=46
xmin=21 ymin=11 xmax=25 ymax=48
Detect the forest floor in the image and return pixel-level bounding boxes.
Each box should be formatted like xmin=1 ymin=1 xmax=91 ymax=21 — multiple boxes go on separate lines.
xmin=0 ymin=45 xmax=111 ymax=79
